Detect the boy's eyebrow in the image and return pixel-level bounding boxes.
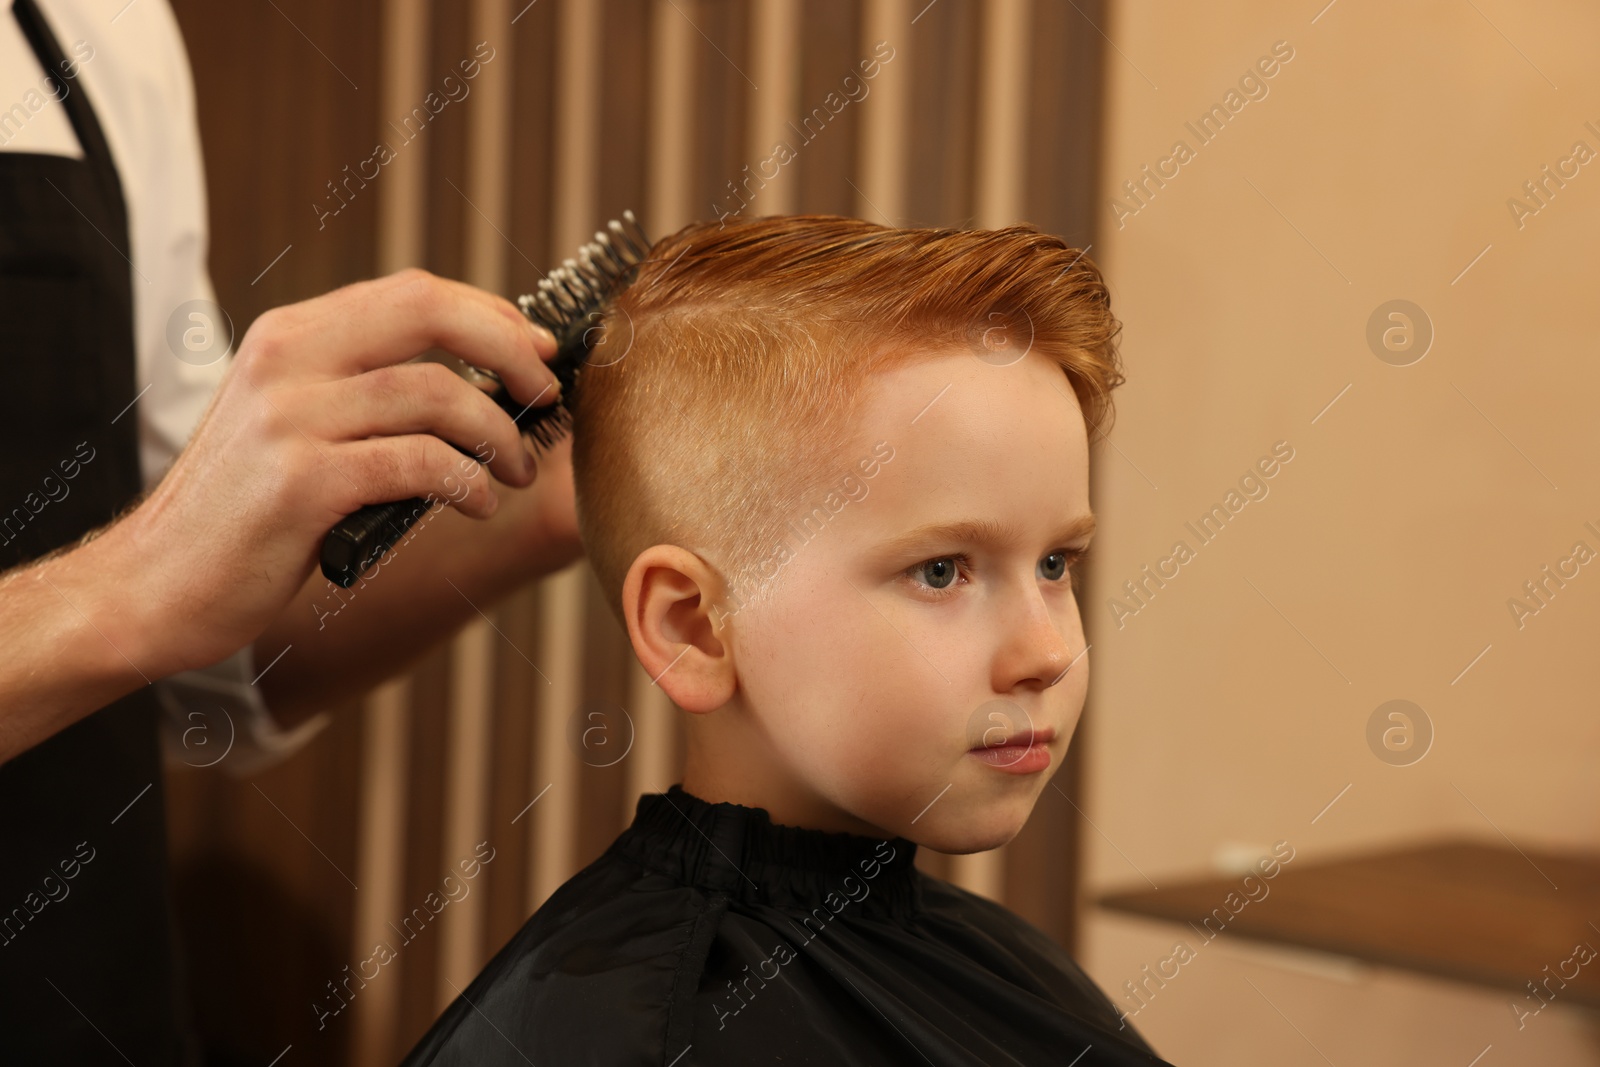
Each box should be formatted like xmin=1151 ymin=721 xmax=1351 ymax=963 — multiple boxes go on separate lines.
xmin=874 ymin=513 xmax=1097 ymax=558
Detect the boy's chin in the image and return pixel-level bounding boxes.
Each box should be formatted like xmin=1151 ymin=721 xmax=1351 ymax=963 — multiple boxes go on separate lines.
xmin=905 ymin=804 xmax=1036 ymax=856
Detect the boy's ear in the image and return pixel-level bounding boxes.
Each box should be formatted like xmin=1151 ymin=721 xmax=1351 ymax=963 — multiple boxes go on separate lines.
xmin=620 ymin=545 xmax=735 ymax=714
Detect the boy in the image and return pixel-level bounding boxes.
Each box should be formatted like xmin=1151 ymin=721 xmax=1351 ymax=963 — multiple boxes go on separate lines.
xmin=399 ymin=216 xmax=1172 ymax=1065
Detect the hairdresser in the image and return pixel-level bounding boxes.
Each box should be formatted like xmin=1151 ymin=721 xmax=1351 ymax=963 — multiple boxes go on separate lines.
xmin=0 ymin=1 xmax=581 ymax=1062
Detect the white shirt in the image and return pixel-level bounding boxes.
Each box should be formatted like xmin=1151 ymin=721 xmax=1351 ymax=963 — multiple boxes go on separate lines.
xmin=1 ymin=0 xmax=329 ymax=773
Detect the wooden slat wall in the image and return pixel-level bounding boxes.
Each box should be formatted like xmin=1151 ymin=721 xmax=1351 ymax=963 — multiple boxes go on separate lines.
xmin=162 ymin=1 xmax=1108 ymax=1063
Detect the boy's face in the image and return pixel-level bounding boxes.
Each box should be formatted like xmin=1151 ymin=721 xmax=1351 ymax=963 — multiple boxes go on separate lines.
xmin=715 ymin=346 xmax=1093 ymax=853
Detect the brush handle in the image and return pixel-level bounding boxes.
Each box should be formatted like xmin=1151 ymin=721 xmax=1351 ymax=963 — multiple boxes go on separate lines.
xmin=319 ymin=385 xmax=530 ymax=589
xmin=319 ymin=369 xmax=525 ymax=589
xmin=320 ymin=496 xmax=437 ymax=588
xmin=318 ymin=369 xmax=567 ymax=588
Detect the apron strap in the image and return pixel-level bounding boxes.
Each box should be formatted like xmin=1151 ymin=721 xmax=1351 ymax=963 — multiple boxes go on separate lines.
xmin=10 ymin=0 xmax=129 ymax=257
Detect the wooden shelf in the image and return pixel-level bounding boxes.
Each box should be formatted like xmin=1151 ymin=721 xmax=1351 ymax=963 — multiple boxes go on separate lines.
xmin=1096 ymin=839 xmax=1600 ymax=1008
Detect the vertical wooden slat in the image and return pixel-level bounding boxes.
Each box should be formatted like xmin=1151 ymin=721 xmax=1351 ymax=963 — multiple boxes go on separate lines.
xmin=504 ymin=0 xmax=560 ymax=299
xmin=464 ymin=0 xmax=514 ymax=292
xmin=346 ymin=0 xmax=430 ymax=1060
xmin=437 ymin=623 xmax=494 ymax=1009
xmin=422 ymin=3 xmax=473 ymax=279
xmin=973 ymin=0 xmax=1030 ymax=229
xmin=482 ymin=0 xmax=559 ymax=962
xmin=795 ymin=0 xmax=864 ymax=214
xmin=856 ymin=0 xmax=910 ymax=224
xmin=646 ymin=0 xmax=696 ymax=233
xmin=944 ymin=0 xmax=1032 ymax=904
xmin=597 ymin=0 xmax=653 ymax=224
xmin=432 ymin=0 xmax=513 ymax=1012
xmin=529 ymin=0 xmax=603 ymax=912
xmin=571 ymin=584 xmax=632 ymax=853
xmin=482 ymin=583 xmax=539 ymax=951
xmin=389 ymin=1 xmax=477 ymax=1046
xmin=687 ymin=0 xmax=751 ymax=220
xmin=395 ymin=647 xmax=452 ymax=1048
xmin=1023 ymin=0 xmax=1107 ymax=245
xmin=746 ymin=0 xmax=802 ymax=215
xmin=903 ymin=0 xmax=981 ymax=229
xmin=375 ymin=0 xmax=431 ymax=274
xmin=1002 ymin=0 xmax=1108 ymax=955
xmin=530 ymin=566 xmax=583 ymax=909
xmin=349 ymin=679 xmax=412 ymax=1067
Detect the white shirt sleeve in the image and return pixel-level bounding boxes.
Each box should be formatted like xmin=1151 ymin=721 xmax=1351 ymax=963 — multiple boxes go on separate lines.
xmin=17 ymin=0 xmax=331 ymax=774
xmin=153 ymin=646 xmax=330 ymax=777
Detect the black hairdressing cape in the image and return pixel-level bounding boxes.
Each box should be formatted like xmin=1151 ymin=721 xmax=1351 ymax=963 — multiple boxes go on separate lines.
xmin=399 ymin=785 xmax=1173 ymax=1066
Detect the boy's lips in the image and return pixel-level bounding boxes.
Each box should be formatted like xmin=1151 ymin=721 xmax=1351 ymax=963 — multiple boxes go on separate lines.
xmin=968 ymin=726 xmax=1055 ymax=751
xmin=967 ymin=727 xmax=1056 ymax=774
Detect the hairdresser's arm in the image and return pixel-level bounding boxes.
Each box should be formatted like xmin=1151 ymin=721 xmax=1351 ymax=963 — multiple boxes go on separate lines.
xmin=251 ymin=432 xmax=583 ymax=731
xmin=0 ymin=269 xmax=561 ymax=766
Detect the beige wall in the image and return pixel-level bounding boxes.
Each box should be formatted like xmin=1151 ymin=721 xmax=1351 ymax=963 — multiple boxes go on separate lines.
xmin=1084 ymin=1 xmax=1600 ymax=1062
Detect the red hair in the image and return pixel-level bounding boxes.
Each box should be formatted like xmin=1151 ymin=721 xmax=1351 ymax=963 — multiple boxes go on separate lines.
xmin=570 ymin=214 xmax=1124 ymax=623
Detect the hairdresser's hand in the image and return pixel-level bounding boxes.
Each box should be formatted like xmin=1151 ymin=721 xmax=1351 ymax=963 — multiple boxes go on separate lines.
xmin=86 ymin=269 xmax=561 ymax=683
xmin=0 ymin=271 xmax=563 ymax=764
xmin=249 ymin=328 xmax=584 ymax=732
xmin=510 ymin=428 xmax=582 ymax=566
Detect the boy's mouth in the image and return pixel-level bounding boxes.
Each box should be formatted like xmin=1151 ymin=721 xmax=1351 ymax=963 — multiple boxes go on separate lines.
xmin=966 ymin=727 xmax=1055 ymax=774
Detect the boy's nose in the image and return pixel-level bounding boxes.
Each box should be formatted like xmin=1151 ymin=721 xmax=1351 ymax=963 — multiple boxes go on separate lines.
xmin=990 ymin=590 xmax=1080 ymax=692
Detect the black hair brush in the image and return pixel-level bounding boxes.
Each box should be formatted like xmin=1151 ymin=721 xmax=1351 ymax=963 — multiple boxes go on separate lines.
xmin=318 ymin=210 xmax=652 ymax=587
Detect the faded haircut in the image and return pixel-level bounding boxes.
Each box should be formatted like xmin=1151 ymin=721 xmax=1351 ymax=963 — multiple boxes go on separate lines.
xmin=569 ymin=213 xmax=1124 ymax=626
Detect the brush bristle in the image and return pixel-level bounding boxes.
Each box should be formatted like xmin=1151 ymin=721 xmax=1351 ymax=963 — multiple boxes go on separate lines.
xmin=480 ymin=210 xmax=650 ymax=449
xmin=517 ymin=209 xmax=651 ymax=335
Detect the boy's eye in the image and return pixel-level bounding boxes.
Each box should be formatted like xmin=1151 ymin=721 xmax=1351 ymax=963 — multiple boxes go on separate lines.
xmin=913 ymin=557 xmax=961 ymax=590
xmin=905 ymin=549 xmax=1087 ymax=596
xmin=1051 ymin=548 xmax=1089 ymax=591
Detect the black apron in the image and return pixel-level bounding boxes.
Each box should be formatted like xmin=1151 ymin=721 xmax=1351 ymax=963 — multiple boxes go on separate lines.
xmin=0 ymin=1 xmax=198 ymax=1062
